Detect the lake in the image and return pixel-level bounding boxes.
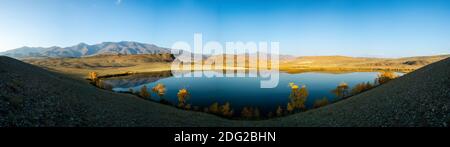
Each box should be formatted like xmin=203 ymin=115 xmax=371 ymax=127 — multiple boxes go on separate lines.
xmin=102 ymin=71 xmax=403 ymax=117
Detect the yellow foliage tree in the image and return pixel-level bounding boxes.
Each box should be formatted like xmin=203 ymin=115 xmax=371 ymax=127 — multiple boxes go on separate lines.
xmin=152 ymin=83 xmax=166 ymax=96
xmin=88 ymin=72 xmax=98 ymax=81
xmin=288 ymin=82 xmax=308 ymax=110
xmin=177 ymin=88 xmax=190 ymax=108
xmin=376 ymin=71 xmax=397 ymax=85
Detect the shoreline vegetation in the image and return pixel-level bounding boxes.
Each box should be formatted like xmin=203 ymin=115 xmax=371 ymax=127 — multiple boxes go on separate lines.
xmin=87 ymin=69 xmax=399 ymax=120
xmin=23 ymin=54 xmax=449 ymax=80
xmin=20 ymin=54 xmax=449 ymax=120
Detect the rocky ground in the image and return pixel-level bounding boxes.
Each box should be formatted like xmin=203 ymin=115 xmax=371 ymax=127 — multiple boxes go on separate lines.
xmin=0 ymin=56 xmax=449 ymax=127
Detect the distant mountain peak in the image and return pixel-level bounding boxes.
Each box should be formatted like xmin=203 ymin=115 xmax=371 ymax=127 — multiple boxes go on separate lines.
xmin=0 ymin=41 xmax=171 ymax=58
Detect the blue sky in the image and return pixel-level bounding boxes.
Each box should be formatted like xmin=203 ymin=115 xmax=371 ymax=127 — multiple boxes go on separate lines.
xmin=0 ymin=0 xmax=450 ymax=57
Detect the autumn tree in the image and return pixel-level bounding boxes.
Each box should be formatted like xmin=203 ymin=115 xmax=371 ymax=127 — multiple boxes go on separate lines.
xmin=139 ymin=85 xmax=150 ymax=99
xmin=276 ymin=106 xmax=283 ymax=117
xmin=332 ymin=82 xmax=349 ymax=98
xmin=88 ymin=72 xmax=98 ymax=81
xmin=177 ymin=88 xmax=190 ymax=108
xmin=288 ymin=82 xmax=308 ymax=111
xmin=219 ymin=102 xmax=234 ymax=117
xmin=152 ymin=83 xmax=166 ymax=97
xmin=376 ymin=71 xmax=397 ymax=85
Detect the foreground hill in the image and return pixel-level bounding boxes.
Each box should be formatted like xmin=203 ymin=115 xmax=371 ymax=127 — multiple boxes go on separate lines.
xmin=0 ymin=41 xmax=171 ymax=58
xmin=0 ymin=56 xmax=449 ymax=126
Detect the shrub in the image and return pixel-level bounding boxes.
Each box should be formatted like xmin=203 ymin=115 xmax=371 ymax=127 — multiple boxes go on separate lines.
xmin=88 ymin=72 xmax=98 ymax=81
xmin=177 ymin=88 xmax=190 ymax=108
xmin=152 ymin=83 xmax=166 ymax=96
xmin=219 ymin=102 xmax=234 ymax=117
xmin=276 ymin=106 xmax=283 ymax=117
xmin=139 ymin=85 xmax=150 ymax=98
xmin=287 ymin=102 xmax=294 ymax=113
xmin=313 ymin=97 xmax=329 ymax=108
xmin=241 ymin=107 xmax=253 ymax=118
xmin=376 ymin=71 xmax=397 ymax=85
xmin=332 ymin=82 xmax=349 ymax=98
xmin=209 ymin=102 xmax=220 ymax=114
xmin=351 ymin=82 xmax=373 ymax=95
xmin=288 ymin=82 xmax=308 ymax=110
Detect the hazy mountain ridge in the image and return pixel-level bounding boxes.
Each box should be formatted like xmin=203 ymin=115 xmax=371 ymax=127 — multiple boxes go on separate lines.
xmin=0 ymin=41 xmax=171 ymax=58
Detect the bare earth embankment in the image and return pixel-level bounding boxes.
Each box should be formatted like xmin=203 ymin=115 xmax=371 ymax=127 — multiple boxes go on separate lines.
xmin=1 ymin=56 xmax=449 ymax=127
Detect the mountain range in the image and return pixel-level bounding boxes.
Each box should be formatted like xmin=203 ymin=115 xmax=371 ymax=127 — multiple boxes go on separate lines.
xmin=0 ymin=41 xmax=171 ymax=58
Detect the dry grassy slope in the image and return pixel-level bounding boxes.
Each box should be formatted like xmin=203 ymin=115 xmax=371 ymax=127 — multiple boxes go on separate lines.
xmin=1 ymin=56 xmax=449 ymax=127
xmin=23 ymin=54 xmax=173 ymax=79
xmin=280 ymin=55 xmax=450 ymax=72
xmin=23 ymin=54 xmax=173 ymax=69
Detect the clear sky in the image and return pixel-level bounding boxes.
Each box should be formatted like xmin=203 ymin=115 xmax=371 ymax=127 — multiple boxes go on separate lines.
xmin=0 ymin=0 xmax=450 ymax=57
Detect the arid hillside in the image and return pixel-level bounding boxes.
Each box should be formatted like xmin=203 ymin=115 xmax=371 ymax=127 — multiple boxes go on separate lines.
xmin=23 ymin=54 xmax=174 ymax=78
xmin=280 ymin=55 xmax=449 ymax=73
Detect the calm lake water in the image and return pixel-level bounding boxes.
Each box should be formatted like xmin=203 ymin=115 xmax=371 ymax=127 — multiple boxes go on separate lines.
xmin=103 ymin=71 xmax=403 ymax=116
